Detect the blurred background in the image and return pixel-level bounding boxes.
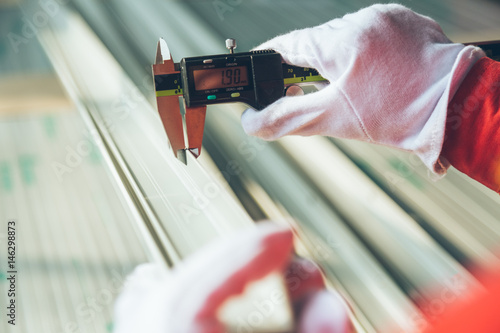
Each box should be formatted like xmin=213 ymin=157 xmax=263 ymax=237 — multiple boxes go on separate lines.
xmin=1 ymin=0 xmax=500 ymax=332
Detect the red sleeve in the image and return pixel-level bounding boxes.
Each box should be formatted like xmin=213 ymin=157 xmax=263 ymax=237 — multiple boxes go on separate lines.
xmin=422 ymin=268 xmax=500 ymax=333
xmin=442 ymin=57 xmax=500 ymax=193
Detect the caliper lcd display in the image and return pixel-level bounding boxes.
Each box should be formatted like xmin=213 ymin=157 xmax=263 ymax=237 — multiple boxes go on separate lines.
xmin=193 ymin=66 xmax=249 ymax=91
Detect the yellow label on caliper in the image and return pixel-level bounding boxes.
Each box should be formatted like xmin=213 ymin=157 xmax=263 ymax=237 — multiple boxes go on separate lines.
xmin=283 ymin=75 xmax=326 ymax=85
xmin=156 ymin=89 xmax=183 ymax=97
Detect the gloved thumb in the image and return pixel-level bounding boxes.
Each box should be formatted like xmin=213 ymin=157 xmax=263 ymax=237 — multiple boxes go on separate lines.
xmin=241 ymin=84 xmax=370 ymax=142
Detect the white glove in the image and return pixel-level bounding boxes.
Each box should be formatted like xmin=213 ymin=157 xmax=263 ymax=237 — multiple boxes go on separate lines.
xmin=113 ymin=223 xmax=352 ymax=333
xmin=241 ymin=4 xmax=485 ymax=174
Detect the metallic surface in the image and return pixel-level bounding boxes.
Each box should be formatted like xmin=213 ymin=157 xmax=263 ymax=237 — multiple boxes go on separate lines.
xmin=226 ymin=38 xmax=237 ymax=54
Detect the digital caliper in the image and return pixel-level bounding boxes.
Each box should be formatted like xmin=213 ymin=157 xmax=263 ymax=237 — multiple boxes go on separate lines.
xmin=152 ymin=38 xmax=326 ymax=163
xmin=152 ymin=38 xmax=500 ymax=163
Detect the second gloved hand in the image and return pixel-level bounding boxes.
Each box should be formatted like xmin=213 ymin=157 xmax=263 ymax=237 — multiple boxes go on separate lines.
xmin=241 ymin=4 xmax=485 ymax=174
xmin=113 ymin=223 xmax=352 ymax=333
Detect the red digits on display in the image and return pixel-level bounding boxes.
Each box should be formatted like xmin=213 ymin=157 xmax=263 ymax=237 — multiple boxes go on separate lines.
xmin=194 ymin=66 xmax=248 ymax=91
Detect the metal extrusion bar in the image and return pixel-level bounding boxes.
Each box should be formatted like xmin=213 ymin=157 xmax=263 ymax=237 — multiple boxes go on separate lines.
xmin=48 ymin=0 xmax=500 ymax=332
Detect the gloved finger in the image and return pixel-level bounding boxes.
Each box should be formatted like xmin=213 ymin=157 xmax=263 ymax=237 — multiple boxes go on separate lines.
xmin=298 ymin=290 xmax=353 ymax=333
xmin=164 ymin=223 xmax=294 ymax=332
xmin=113 ymin=223 xmax=294 ymax=333
xmin=190 ymin=223 xmax=294 ymax=320
xmin=241 ymin=85 xmax=370 ymax=142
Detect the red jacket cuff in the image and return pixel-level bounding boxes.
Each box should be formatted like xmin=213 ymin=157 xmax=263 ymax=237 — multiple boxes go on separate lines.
xmin=442 ymin=57 xmax=500 ymax=193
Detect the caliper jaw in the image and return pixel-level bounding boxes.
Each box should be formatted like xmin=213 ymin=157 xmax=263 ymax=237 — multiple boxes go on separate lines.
xmin=152 ymin=38 xmax=206 ymax=164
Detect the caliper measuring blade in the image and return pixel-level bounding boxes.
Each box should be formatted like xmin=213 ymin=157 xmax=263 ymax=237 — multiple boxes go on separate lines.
xmin=152 ymin=38 xmax=186 ymax=162
xmin=185 ymin=104 xmax=207 ymax=158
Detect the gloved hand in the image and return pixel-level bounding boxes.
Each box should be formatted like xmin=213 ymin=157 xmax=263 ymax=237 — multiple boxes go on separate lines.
xmin=113 ymin=223 xmax=352 ymax=333
xmin=241 ymin=4 xmax=485 ymax=174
